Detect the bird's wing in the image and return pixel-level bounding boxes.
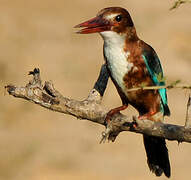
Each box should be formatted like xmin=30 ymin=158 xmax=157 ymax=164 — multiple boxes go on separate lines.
xmin=142 ymin=44 xmax=170 ymax=116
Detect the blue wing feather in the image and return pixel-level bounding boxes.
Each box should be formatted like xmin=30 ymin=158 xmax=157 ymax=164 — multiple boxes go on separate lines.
xmin=142 ymin=46 xmax=170 ymax=116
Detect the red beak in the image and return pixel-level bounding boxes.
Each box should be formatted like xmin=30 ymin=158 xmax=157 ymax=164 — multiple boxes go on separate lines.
xmin=74 ymin=16 xmax=111 ymax=34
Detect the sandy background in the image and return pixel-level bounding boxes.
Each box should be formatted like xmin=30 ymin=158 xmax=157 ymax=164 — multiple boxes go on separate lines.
xmin=0 ymin=0 xmax=191 ymax=180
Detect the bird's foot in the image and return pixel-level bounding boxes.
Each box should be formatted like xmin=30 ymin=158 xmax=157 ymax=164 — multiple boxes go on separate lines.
xmin=138 ymin=111 xmax=157 ymax=121
xmin=100 ymin=111 xmax=116 ymax=143
xmin=100 ymin=105 xmax=128 ymax=144
xmin=100 ymin=123 xmax=119 ymax=143
xmin=104 ymin=105 xmax=128 ymax=125
xmin=100 ymin=109 xmax=120 ymax=144
xmin=132 ymin=116 xmax=138 ymax=128
xmin=100 ymin=111 xmax=113 ymax=144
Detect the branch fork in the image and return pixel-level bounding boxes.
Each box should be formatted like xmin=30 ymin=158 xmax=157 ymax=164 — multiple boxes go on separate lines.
xmin=5 ymin=66 xmax=191 ymax=144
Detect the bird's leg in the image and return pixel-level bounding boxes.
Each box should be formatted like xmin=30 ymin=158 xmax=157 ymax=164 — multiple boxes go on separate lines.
xmin=105 ymin=104 xmax=128 ymax=124
xmin=138 ymin=111 xmax=158 ymax=121
xmin=139 ymin=111 xmax=155 ymax=119
xmin=100 ymin=104 xmax=128 ymax=143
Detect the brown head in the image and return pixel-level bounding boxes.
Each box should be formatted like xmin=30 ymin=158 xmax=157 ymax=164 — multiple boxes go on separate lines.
xmin=75 ymin=7 xmax=136 ymax=36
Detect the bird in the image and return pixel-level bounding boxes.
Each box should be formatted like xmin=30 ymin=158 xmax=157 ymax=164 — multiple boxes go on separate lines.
xmin=75 ymin=7 xmax=171 ymax=178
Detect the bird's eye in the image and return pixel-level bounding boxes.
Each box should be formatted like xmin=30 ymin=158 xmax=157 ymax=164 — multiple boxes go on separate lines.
xmin=115 ymin=15 xmax=122 ymax=22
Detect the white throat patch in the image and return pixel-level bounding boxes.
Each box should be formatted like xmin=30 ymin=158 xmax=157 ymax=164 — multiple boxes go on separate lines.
xmin=100 ymin=31 xmax=134 ymax=92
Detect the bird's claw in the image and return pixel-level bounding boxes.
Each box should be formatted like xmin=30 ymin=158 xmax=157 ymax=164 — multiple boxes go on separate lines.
xmin=100 ymin=109 xmax=122 ymax=143
xmin=100 ymin=120 xmax=119 ymax=143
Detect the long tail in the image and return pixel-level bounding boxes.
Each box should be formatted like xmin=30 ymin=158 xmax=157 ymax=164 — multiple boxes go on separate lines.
xmin=143 ymin=135 xmax=171 ymax=178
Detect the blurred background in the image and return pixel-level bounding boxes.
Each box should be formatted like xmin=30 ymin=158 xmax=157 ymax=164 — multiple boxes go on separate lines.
xmin=0 ymin=0 xmax=191 ymax=179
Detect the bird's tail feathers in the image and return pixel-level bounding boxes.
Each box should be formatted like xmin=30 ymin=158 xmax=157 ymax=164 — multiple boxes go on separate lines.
xmin=143 ymin=135 xmax=171 ymax=178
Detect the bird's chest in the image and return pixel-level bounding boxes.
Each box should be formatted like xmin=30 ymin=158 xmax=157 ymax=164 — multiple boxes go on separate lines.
xmin=104 ymin=44 xmax=135 ymax=92
xmin=104 ymin=43 xmax=152 ymax=102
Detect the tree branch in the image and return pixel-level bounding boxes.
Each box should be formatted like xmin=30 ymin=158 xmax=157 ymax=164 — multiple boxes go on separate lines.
xmin=5 ymin=67 xmax=191 ymax=143
xmin=126 ymin=81 xmax=191 ymax=92
xmin=185 ymin=94 xmax=191 ymax=128
xmin=170 ymin=0 xmax=191 ymax=10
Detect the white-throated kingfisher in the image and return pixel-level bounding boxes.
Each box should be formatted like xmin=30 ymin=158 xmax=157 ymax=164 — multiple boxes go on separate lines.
xmin=75 ymin=7 xmax=171 ymax=178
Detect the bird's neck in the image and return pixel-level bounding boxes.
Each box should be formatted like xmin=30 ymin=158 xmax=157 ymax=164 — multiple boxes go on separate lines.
xmin=100 ymin=27 xmax=138 ymax=50
xmin=125 ymin=27 xmax=138 ymax=43
xmin=100 ymin=31 xmax=126 ymax=49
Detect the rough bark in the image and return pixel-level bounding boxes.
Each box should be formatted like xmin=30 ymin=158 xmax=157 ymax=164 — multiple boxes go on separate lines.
xmin=5 ymin=66 xmax=191 ymax=143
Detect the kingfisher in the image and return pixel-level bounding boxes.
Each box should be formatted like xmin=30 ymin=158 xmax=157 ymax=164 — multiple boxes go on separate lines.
xmin=75 ymin=7 xmax=171 ymax=177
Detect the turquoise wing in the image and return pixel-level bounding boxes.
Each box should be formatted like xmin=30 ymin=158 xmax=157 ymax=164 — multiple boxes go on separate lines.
xmin=142 ymin=46 xmax=170 ymax=116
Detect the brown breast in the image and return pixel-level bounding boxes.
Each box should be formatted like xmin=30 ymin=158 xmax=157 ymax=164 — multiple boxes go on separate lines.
xmin=122 ymin=40 xmax=161 ymax=115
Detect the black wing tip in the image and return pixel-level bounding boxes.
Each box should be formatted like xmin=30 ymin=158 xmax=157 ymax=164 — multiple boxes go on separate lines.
xmin=164 ymin=104 xmax=171 ymax=116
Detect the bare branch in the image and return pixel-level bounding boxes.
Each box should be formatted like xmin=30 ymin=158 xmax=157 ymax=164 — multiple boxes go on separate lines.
xmin=127 ymin=80 xmax=191 ymax=92
xmin=5 ymin=67 xmax=191 ymax=144
xmin=170 ymin=0 xmax=191 ymax=10
xmin=185 ymin=94 xmax=191 ymax=128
